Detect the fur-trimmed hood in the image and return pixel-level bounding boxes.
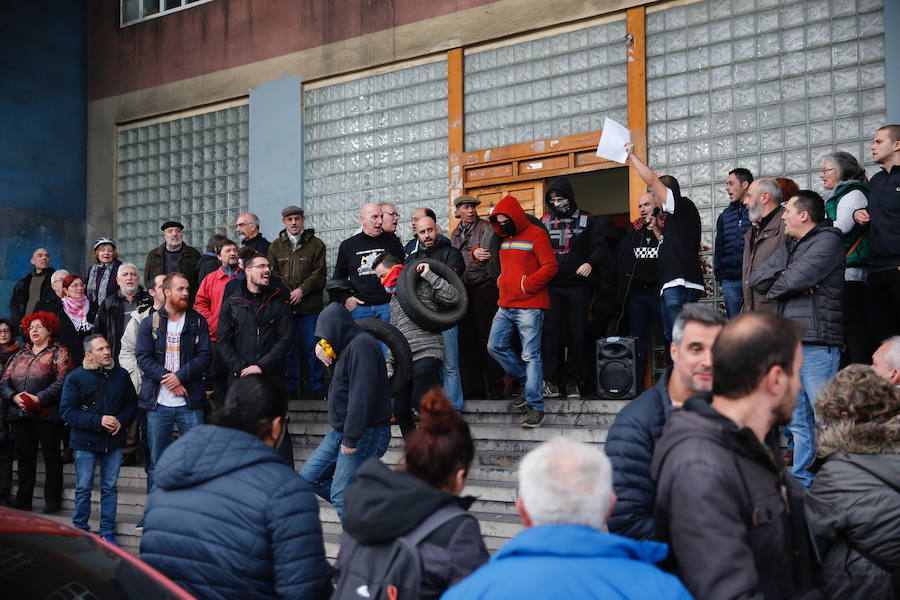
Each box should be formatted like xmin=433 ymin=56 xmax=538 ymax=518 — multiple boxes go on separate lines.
xmin=817 ymin=415 xmax=900 ymax=458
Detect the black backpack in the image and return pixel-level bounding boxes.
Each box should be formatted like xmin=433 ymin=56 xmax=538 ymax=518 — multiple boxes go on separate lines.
xmin=331 ymin=504 xmax=465 ymax=600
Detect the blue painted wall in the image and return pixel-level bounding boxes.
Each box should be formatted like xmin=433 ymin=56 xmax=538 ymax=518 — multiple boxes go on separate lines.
xmin=0 ymin=1 xmax=87 ymax=319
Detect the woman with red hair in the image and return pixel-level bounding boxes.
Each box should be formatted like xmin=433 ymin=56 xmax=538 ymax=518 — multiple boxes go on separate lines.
xmin=334 ymin=389 xmax=488 ymax=599
xmin=0 ymin=311 xmax=71 ymax=512
xmin=54 ymin=274 xmax=97 ymax=365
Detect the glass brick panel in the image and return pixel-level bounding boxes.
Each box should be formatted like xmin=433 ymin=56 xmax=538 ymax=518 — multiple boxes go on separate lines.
xmin=303 ymin=61 xmax=449 ymax=273
xmin=464 ymin=17 xmax=628 ymax=150
xmin=116 ymin=104 xmax=250 ymax=281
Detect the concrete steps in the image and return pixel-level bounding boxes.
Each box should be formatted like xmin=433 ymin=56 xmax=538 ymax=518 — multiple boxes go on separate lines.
xmin=11 ymin=395 xmax=627 ymax=560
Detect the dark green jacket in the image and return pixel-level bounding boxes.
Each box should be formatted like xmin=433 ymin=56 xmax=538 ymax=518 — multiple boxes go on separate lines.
xmin=266 ymin=228 xmax=326 ymax=315
xmin=824 ymin=181 xmax=869 ymax=268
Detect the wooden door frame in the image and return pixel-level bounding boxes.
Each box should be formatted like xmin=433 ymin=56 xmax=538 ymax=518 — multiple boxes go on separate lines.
xmin=447 ymin=6 xmax=646 ymax=227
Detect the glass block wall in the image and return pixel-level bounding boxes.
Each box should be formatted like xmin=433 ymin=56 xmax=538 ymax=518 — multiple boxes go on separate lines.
xmin=303 ymin=61 xmax=449 ymax=272
xmin=116 ymin=104 xmax=250 ymax=279
xmin=464 ymin=17 xmax=628 ymax=151
xmin=645 ymin=0 xmax=886 ymax=307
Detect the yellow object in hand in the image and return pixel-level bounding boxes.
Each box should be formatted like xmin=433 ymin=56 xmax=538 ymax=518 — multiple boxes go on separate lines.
xmin=318 ymin=338 xmax=337 ymax=359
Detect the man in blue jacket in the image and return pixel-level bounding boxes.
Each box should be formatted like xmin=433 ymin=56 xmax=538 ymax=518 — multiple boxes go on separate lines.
xmin=135 ymin=272 xmax=211 ymax=493
xmin=605 ymin=303 xmax=724 ymax=540
xmin=60 ymin=334 xmax=138 ymax=546
xmin=442 ymin=437 xmax=690 ymax=600
xmin=715 ymin=168 xmax=752 ymax=317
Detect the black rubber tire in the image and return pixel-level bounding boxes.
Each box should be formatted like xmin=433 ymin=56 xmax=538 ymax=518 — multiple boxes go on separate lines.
xmin=355 ymin=318 xmax=412 ymax=397
xmin=396 ymin=258 xmax=469 ymax=332
xmin=483 ymin=214 xmax=549 ymax=280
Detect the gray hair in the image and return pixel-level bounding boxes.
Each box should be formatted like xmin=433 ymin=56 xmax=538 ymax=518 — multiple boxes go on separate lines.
xmin=50 ymin=270 xmax=70 ymax=284
xmin=824 ymin=151 xmax=867 ymax=183
xmin=518 ymin=437 xmax=612 ymax=531
xmin=82 ymin=333 xmax=106 ymax=353
xmin=883 ymin=336 xmax=900 ymax=371
xmin=246 ymin=213 xmax=260 ymax=227
xmin=672 ymin=303 xmax=726 ymax=344
xmin=118 ymin=262 xmax=138 ymax=273
xmin=756 ymin=178 xmax=782 ymax=204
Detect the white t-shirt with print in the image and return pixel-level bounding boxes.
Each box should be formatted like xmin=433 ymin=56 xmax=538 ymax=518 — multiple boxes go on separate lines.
xmin=157 ymin=314 xmax=187 ymax=407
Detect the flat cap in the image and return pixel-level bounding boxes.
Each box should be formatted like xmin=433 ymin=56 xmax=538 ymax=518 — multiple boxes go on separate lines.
xmin=281 ymin=205 xmax=304 ymax=217
xmin=453 ymin=195 xmax=481 ymax=207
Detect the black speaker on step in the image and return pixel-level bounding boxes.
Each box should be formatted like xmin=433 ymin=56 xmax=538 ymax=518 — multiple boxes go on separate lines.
xmin=596 ymin=337 xmax=637 ymax=400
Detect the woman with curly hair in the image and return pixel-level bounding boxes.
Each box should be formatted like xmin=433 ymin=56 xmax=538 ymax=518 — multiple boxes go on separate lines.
xmin=806 ymin=364 xmax=900 ymax=599
xmin=0 ymin=311 xmax=72 ymax=512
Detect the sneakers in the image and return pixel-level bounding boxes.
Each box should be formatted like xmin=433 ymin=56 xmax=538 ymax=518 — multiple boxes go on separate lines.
xmin=100 ymin=535 xmax=119 ymax=547
xmin=135 ymin=519 xmax=144 ymax=531
xmin=564 ymin=383 xmax=580 ymax=398
xmin=542 ymin=381 xmax=560 ymax=398
xmin=522 ymin=408 xmax=546 ymax=428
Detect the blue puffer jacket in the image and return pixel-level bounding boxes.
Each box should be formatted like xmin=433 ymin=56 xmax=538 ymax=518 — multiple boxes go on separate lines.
xmin=714 ymin=200 xmax=750 ymax=281
xmin=140 ymin=425 xmax=332 ymax=600
xmin=605 ymin=367 xmax=672 ymax=541
xmin=441 ymin=524 xmax=690 ymax=600
xmin=59 ymin=361 xmax=137 ymax=453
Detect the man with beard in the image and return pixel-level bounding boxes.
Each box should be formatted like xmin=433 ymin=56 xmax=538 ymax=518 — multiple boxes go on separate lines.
xmin=606 ymin=303 xmax=725 ymax=541
xmin=740 ymin=178 xmax=785 ymax=313
xmin=135 ymin=273 xmax=211 ymax=492
xmin=143 ymin=221 xmax=201 ymax=304
xmin=652 ymin=313 xmax=820 ymax=600
xmin=234 ymin=212 xmax=270 ymax=256
xmin=93 ymin=263 xmax=152 ymax=361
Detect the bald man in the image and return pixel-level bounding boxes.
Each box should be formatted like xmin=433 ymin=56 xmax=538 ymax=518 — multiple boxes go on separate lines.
xmin=331 ymin=203 xmax=406 ymax=321
xmin=235 ymin=212 xmax=270 ymax=255
xmin=10 ymin=248 xmax=56 ymax=335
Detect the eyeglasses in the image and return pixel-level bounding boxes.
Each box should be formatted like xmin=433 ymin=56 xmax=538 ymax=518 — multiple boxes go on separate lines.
xmin=0 ymin=328 xmax=11 ymax=334
xmin=821 ymin=167 xmax=835 ymax=174
xmin=235 ymin=222 xmax=250 ymax=229
xmin=245 ymin=263 xmax=270 ymax=270
xmin=28 ymin=323 xmax=47 ymax=331
xmin=383 ymin=211 xmax=400 ymax=218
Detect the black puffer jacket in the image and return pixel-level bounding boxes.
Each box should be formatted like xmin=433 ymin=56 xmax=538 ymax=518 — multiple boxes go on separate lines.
xmin=749 ymin=224 xmax=845 ymax=346
xmin=216 ymin=281 xmax=293 ymax=377
xmin=806 ymin=417 xmax=900 ymax=600
xmin=338 ymin=458 xmax=489 ymax=600
xmin=714 ymin=201 xmax=750 ymax=281
xmin=652 ymin=395 xmax=821 ymax=600
xmin=606 ymin=367 xmax=672 ymax=541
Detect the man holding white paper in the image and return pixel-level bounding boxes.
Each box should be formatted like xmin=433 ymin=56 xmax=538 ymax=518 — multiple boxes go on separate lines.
xmin=624 ymin=143 xmax=703 ymax=348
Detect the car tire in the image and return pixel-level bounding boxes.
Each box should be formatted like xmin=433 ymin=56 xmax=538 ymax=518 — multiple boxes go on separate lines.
xmin=355 ymin=318 xmax=412 ymax=397
xmin=482 ymin=214 xmax=549 ymax=280
xmin=396 ymin=258 xmax=469 ymax=332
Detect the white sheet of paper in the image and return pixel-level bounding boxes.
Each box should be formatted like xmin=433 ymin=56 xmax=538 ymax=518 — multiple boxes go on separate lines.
xmin=596 ymin=117 xmax=631 ymax=164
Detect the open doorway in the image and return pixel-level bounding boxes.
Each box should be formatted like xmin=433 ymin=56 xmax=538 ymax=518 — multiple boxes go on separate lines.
xmin=564 ymin=167 xmax=630 ymax=227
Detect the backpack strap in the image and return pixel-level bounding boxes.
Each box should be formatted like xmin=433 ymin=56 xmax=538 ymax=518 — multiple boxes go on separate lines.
xmin=401 ymin=503 xmax=467 ymax=547
xmin=151 ymin=311 xmax=160 ymax=341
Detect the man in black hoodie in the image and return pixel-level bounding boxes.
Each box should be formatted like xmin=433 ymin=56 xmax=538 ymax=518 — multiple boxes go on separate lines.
xmin=299 ymin=302 xmax=392 ymax=521
xmin=540 ymin=176 xmax=611 ymax=398
xmin=652 ymin=312 xmax=820 ymax=600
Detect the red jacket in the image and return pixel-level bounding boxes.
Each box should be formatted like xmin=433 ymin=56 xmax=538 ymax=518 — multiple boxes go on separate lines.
xmin=194 ymin=266 xmax=241 ymax=341
xmin=489 ymin=196 xmax=558 ymax=309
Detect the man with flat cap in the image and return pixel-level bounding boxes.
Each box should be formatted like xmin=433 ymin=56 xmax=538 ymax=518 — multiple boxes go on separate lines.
xmin=450 ymin=194 xmax=505 ymax=399
xmin=267 ymin=205 xmax=328 ymax=398
xmin=144 ymin=220 xmax=201 ymax=305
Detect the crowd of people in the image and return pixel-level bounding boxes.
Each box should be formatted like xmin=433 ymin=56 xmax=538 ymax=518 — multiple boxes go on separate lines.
xmin=0 ymin=122 xmax=898 ymax=599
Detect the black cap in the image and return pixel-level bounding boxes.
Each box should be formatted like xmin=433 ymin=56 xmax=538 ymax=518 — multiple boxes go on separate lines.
xmin=161 ymin=221 xmax=184 ymax=231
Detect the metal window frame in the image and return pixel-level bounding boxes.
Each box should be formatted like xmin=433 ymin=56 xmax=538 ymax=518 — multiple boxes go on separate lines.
xmin=120 ymin=0 xmax=217 ymax=28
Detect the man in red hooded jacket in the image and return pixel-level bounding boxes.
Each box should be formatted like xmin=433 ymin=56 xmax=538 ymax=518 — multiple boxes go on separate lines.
xmin=486 ymin=195 xmax=558 ymax=427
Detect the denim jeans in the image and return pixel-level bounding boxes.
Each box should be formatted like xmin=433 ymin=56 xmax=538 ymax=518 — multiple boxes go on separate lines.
xmin=350 ymin=303 xmax=391 ymax=322
xmin=721 ymin=279 xmax=744 ymax=319
xmin=789 ymin=344 xmax=841 ymax=487
xmin=441 ymin=326 xmax=463 ymax=410
xmin=73 ymin=448 xmax=124 ymax=536
xmin=299 ymin=426 xmax=391 ymax=521
xmin=285 ymin=313 xmax=326 ymax=396
xmin=660 ymin=286 xmax=702 ymax=345
xmin=146 ymin=405 xmax=204 ymax=491
xmin=487 ymin=307 xmax=544 ymax=411
xmin=627 ymin=293 xmax=661 ymax=392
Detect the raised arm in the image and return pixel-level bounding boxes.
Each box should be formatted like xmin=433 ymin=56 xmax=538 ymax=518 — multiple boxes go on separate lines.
xmin=625 ymin=143 xmax=667 ymax=210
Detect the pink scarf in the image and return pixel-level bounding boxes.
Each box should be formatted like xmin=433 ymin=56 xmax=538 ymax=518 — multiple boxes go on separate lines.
xmin=63 ymin=296 xmax=91 ymax=331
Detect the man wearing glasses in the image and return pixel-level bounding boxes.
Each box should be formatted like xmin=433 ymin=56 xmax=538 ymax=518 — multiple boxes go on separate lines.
xmin=235 ymin=212 xmax=271 ymax=256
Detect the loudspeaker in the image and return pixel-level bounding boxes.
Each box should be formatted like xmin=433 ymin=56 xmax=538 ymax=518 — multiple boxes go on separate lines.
xmin=596 ymin=337 xmax=638 ymax=400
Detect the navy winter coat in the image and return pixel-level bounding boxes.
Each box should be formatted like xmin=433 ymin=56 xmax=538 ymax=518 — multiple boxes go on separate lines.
xmin=140 ymin=425 xmax=332 ymax=600
xmin=714 ymin=200 xmax=750 ymax=281
xmin=60 ymin=362 xmax=137 ymax=453
xmin=605 ymin=367 xmax=672 ymax=541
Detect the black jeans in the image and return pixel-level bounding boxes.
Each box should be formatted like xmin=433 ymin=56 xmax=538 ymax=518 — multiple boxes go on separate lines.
xmin=843 ymin=280 xmax=874 ymax=365
xmin=210 ymin=341 xmax=230 ymax=410
xmin=543 ymin=285 xmax=591 ymax=386
xmin=868 ymin=267 xmax=900 ymax=343
xmin=459 ymin=283 xmax=504 ymax=397
xmin=395 ymin=357 xmax=443 ymax=439
xmin=0 ymin=436 xmax=13 ymax=502
xmin=11 ymin=419 xmax=65 ymax=506
xmin=627 ymin=292 xmax=662 ymax=392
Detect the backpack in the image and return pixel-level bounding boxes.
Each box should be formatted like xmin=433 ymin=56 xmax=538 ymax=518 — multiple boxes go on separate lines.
xmin=332 ymin=504 xmax=466 ymax=600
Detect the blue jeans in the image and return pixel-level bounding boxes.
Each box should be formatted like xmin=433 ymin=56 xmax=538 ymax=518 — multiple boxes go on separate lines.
xmin=790 ymin=344 xmax=840 ymax=487
xmin=146 ymin=405 xmax=204 ymax=491
xmin=350 ymin=303 xmax=391 ymax=322
xmin=660 ymin=286 xmax=702 ymax=345
xmin=299 ymin=426 xmax=391 ymax=521
xmin=721 ymin=279 xmax=744 ymax=318
xmin=487 ymin=307 xmax=544 ymax=411
xmin=627 ymin=293 xmax=661 ymax=391
xmin=285 ymin=313 xmax=325 ymax=396
xmin=73 ymin=448 xmax=124 ymax=536
xmin=442 ymin=326 xmax=463 ymax=410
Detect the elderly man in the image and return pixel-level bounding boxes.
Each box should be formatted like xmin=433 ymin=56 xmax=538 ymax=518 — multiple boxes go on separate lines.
xmin=93 ymin=263 xmax=152 ymax=361
xmin=404 ymin=207 xmax=449 ymax=255
xmin=331 ymin=203 xmax=405 ymax=322
xmin=872 ymin=336 xmax=900 ymax=386
xmin=10 ymin=248 xmax=56 ymax=335
xmin=741 ymin=178 xmax=785 ymax=313
xmin=235 ymin=212 xmax=270 ymax=255
xmin=443 ymin=437 xmax=690 ymax=599
xmin=379 ymin=202 xmax=401 ymax=238
xmin=143 ymin=220 xmax=201 ymax=303
xmin=34 ymin=269 xmax=69 ymax=314
xmin=267 ymin=205 xmax=327 ymax=398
